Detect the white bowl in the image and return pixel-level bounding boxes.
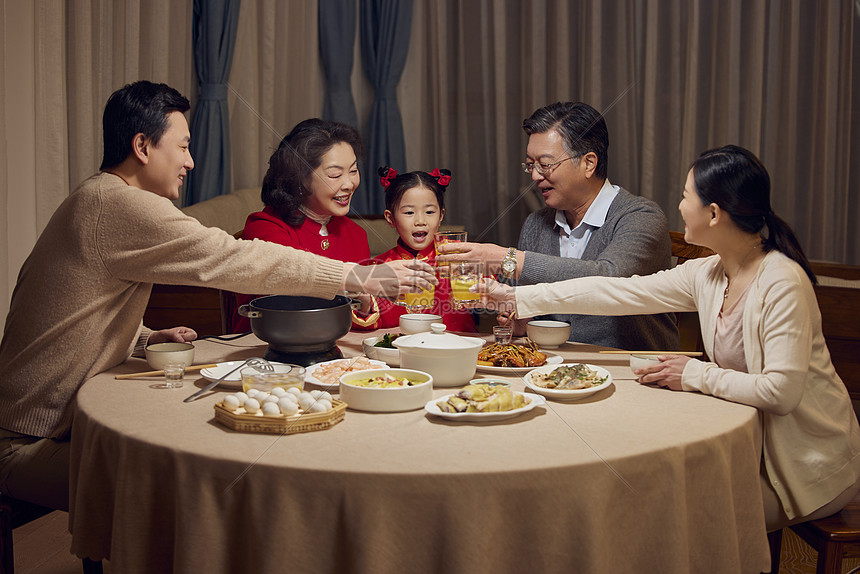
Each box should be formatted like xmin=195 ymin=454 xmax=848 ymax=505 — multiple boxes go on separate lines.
xmin=399 ymin=313 xmax=442 ymax=334
xmin=526 ymin=320 xmax=570 ymax=349
xmin=629 ymin=354 xmax=662 ymax=372
xmin=144 ymin=342 xmax=195 ymax=370
xmin=393 ymin=324 xmax=484 ymax=387
xmin=339 ymin=368 xmax=433 ymax=412
xmin=362 ymin=336 xmax=401 ymax=366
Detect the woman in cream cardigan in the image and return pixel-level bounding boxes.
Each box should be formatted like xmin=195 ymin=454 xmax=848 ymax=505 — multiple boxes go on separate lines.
xmin=483 ymin=145 xmax=860 ymax=531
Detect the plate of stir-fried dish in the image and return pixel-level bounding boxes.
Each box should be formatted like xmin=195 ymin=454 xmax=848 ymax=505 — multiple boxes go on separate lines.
xmin=476 ymin=340 xmax=562 ymax=375
xmin=523 ymin=363 xmax=613 ymax=401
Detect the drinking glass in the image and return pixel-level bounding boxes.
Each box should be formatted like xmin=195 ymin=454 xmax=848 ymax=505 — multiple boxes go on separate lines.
xmin=434 ymin=231 xmax=467 ymax=277
xmin=241 ymin=364 xmax=305 ymax=394
xmin=161 ymin=362 xmax=185 ymax=389
xmin=396 ymin=283 xmax=436 ymax=310
xmin=450 ymin=260 xmax=484 ymax=309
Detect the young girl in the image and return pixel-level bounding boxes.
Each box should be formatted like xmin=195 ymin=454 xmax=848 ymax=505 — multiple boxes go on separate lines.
xmin=366 ymin=167 xmax=476 ymax=332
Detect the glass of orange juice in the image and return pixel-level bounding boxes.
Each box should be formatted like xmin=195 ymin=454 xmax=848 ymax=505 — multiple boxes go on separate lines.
xmin=450 ymin=260 xmax=484 ymax=309
xmin=396 ymin=283 xmax=435 ymax=310
xmin=434 ymin=231 xmax=467 ymax=277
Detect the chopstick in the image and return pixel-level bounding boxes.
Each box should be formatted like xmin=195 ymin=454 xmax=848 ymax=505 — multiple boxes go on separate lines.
xmin=598 ymin=350 xmax=703 ymax=356
xmin=114 ymin=363 xmax=218 ymax=380
xmin=499 ymin=311 xmax=517 ymax=327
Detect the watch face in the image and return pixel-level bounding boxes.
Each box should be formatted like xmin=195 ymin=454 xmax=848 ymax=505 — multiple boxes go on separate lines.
xmin=503 ymin=259 xmax=516 ymax=273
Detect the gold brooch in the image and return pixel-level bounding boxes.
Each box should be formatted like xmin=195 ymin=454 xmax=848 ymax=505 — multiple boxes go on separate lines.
xmin=321 ymin=239 xmax=330 ymax=250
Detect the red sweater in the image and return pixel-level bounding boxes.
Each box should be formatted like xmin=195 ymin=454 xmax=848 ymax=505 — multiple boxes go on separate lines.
xmin=232 ymin=206 xmax=370 ymax=332
xmin=368 ymin=240 xmax=477 ymax=333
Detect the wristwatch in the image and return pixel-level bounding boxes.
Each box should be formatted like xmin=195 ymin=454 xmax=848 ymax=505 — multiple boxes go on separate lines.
xmin=501 ymin=247 xmax=517 ymax=278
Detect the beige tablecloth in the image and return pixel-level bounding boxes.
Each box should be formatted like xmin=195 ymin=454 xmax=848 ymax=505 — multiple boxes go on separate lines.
xmin=69 ymin=332 xmax=771 ymax=573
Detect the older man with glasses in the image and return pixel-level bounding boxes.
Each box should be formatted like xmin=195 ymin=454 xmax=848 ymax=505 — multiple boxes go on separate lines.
xmin=438 ymin=101 xmax=679 ymax=351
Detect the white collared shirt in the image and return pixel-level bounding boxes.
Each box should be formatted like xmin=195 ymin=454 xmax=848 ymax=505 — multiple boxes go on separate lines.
xmin=555 ymin=179 xmax=619 ymax=258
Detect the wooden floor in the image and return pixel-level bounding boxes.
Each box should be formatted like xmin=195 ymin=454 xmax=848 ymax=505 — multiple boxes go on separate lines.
xmin=11 ymin=510 xmax=860 ymax=573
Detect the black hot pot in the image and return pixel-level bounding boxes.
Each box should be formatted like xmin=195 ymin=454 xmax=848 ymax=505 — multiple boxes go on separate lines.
xmin=238 ymin=295 xmax=358 ymax=364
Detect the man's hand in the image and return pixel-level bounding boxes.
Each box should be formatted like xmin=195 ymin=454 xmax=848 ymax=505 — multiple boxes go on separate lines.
xmin=436 ymin=242 xmax=508 ymax=275
xmin=148 ymin=326 xmax=198 ymax=345
xmin=343 ymin=260 xmax=437 ymax=299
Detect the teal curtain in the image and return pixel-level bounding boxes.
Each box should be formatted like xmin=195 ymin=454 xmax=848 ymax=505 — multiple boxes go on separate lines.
xmin=320 ymin=0 xmax=359 ymax=129
xmin=184 ymin=0 xmax=241 ymax=206
xmin=358 ymin=0 xmax=413 ymax=214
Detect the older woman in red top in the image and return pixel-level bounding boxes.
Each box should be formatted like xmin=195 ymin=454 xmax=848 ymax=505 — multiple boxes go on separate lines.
xmin=232 ymin=119 xmax=376 ymax=332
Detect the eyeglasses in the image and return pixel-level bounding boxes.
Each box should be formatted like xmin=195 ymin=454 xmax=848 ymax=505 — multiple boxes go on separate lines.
xmin=521 ymin=156 xmax=576 ymax=176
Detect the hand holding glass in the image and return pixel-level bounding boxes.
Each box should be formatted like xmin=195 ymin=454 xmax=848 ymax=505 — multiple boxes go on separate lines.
xmin=450 ymin=260 xmax=484 ymax=309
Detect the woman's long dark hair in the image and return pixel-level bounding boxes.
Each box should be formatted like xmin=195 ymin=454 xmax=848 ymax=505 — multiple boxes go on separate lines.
xmin=691 ymin=145 xmax=816 ymax=284
xmin=261 ymin=119 xmax=363 ymax=225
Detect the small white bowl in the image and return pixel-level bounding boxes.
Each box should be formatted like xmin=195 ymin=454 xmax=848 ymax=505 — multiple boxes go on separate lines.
xmin=526 ymin=320 xmax=570 ymax=349
xmin=339 ymin=368 xmax=433 ymax=412
xmin=399 ymin=313 xmax=443 ymax=334
xmin=629 ymin=354 xmax=662 ymax=373
xmin=144 ymin=342 xmax=195 ymax=370
xmin=362 ymin=336 xmax=401 ymax=366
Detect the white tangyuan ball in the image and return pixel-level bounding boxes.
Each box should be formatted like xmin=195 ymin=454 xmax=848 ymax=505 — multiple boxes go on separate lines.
xmin=297 ymin=393 xmax=315 ymax=411
xmin=234 ymin=392 xmax=248 ymax=406
xmin=263 ymin=394 xmax=280 ymax=404
xmin=261 ymin=402 xmax=281 ymax=416
xmin=278 ymin=398 xmax=300 ymax=415
xmin=243 ymin=398 xmax=261 ymax=414
xmin=309 ymin=399 xmax=332 ymax=413
xmin=287 ymin=387 xmax=302 ymax=397
xmin=271 ymin=387 xmax=288 ymax=397
xmin=222 ymin=395 xmax=240 ymax=412
xmin=317 ymin=391 xmax=333 ymax=403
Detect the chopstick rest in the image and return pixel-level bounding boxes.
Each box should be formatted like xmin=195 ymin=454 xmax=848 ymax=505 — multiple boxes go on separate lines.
xmin=114 ymin=363 xmax=218 ymax=380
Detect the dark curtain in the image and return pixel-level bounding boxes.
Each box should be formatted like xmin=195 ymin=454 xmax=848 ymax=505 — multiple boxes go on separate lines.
xmin=358 ymin=0 xmax=414 ymax=214
xmin=319 ymin=0 xmax=359 ymax=129
xmin=184 ymin=0 xmax=241 ymax=206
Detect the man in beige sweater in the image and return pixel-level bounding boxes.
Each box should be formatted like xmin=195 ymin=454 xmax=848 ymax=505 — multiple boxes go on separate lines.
xmin=0 ymin=81 xmax=434 ymax=511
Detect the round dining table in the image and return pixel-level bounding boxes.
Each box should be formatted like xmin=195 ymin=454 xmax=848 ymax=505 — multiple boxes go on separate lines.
xmin=69 ymin=331 xmax=771 ymax=574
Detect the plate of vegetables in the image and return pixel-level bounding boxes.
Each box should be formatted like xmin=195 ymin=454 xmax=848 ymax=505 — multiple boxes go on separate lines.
xmin=362 ymin=334 xmax=401 ymax=366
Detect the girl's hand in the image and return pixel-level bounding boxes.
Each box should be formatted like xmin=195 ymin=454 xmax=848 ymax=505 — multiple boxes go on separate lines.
xmin=634 ymin=355 xmax=692 ymax=391
xmin=148 ymin=326 xmax=198 ymax=345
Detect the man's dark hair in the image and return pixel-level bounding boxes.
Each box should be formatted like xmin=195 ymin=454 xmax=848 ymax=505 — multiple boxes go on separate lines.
xmin=523 ymin=102 xmax=609 ymax=180
xmin=100 ymin=81 xmax=190 ymax=170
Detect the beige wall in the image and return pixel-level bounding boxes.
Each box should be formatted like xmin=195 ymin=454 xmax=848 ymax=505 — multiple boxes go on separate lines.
xmin=2 ymin=1 xmax=38 ymax=326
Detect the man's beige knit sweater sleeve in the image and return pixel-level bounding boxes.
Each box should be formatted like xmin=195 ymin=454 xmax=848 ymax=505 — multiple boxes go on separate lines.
xmin=0 ymin=173 xmax=344 ymax=438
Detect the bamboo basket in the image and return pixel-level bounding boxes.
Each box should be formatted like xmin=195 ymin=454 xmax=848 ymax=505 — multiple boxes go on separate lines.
xmin=214 ymin=398 xmax=347 ymax=435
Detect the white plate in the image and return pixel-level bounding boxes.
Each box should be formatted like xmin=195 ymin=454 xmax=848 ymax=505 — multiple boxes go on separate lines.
xmin=199 ymin=361 xmax=298 ymax=390
xmin=522 ymin=363 xmax=613 ymax=401
xmin=362 ymin=336 xmax=401 ymax=366
xmin=424 ymin=392 xmax=546 ymax=422
xmin=304 ymin=358 xmax=388 ymax=389
xmin=475 ymin=352 xmax=563 ymax=375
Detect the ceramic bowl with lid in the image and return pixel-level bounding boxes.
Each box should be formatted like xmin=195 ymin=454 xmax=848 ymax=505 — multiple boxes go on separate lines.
xmin=393 ymin=323 xmax=484 ymax=387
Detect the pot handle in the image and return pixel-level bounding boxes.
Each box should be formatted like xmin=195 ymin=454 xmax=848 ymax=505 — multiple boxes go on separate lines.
xmin=237 ymin=304 xmax=262 ymax=318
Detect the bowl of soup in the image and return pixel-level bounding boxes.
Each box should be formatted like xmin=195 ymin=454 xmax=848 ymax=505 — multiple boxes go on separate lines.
xmin=339 ymin=368 xmax=433 ymax=412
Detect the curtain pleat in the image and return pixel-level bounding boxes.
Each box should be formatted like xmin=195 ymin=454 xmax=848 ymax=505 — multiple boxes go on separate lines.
xmin=183 ymin=0 xmax=241 ymax=206
xmin=319 ymin=0 xmax=359 ymax=128
xmin=357 ymin=0 xmax=413 ymax=215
